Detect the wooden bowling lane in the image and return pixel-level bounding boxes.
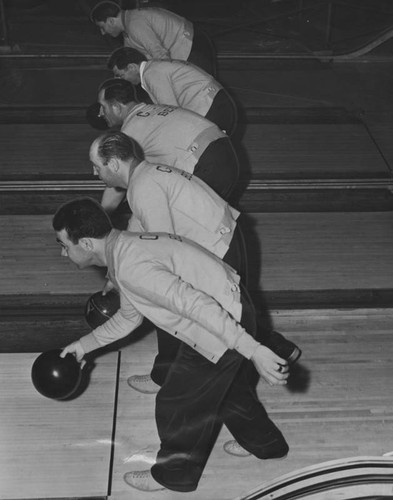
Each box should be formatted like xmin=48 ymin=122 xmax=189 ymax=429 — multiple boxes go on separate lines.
xmin=0 ymin=351 xmax=119 ymax=499
xmin=0 ymin=119 xmax=389 ymax=184
xmin=241 ymin=210 xmax=393 ymax=307
xmin=3 ymin=2 xmax=109 ymax=56
xmin=219 ymin=61 xmax=354 ymax=108
xmin=240 ymin=122 xmax=390 ymax=180
xmin=0 ymin=211 xmax=392 ymax=308
xmin=108 ymin=308 xmax=393 ymax=499
xmin=0 ymin=124 xmax=98 ymax=181
xmin=0 ymin=67 xmax=110 ymax=106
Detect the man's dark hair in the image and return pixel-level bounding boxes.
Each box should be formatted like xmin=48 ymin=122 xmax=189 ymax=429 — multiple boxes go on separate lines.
xmin=90 ymin=1 xmax=120 ymax=23
xmin=53 ymin=198 xmax=112 ymax=244
xmin=99 ymin=78 xmax=139 ymax=105
xmin=107 ymin=47 xmax=147 ymax=70
xmin=97 ymin=131 xmax=145 ymax=164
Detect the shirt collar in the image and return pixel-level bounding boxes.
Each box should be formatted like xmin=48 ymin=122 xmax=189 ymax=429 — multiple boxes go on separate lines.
xmin=105 ymin=229 xmax=121 ymax=284
xmin=140 ymin=61 xmax=147 ymax=90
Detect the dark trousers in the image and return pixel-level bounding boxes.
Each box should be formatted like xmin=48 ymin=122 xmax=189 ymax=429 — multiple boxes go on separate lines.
xmin=188 ymin=27 xmax=217 ymax=77
xmin=205 ymin=89 xmax=238 ymax=137
xmin=150 ymin=286 xmax=288 ymax=492
xmin=150 ymin=223 xmax=248 ymax=386
xmin=193 ymin=136 xmax=240 ymax=201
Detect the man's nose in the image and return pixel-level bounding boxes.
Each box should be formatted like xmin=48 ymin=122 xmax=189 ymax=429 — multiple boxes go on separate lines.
xmin=61 ymin=248 xmax=67 ymax=257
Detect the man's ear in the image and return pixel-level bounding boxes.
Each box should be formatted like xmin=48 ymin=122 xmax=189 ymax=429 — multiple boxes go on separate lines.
xmin=79 ymin=237 xmax=94 ymax=251
xmin=108 ymin=17 xmax=116 ymax=27
xmin=108 ymin=157 xmax=120 ymax=172
xmin=112 ymin=101 xmax=123 ymax=115
xmin=126 ymin=63 xmax=139 ymax=72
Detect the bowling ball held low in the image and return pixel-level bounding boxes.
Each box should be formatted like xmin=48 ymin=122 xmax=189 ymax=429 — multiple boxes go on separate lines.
xmin=31 ymin=349 xmax=82 ymax=400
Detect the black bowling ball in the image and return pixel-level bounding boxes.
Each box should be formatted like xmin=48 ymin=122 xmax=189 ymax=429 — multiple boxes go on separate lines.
xmin=31 ymin=349 xmax=82 ymax=400
xmin=85 ymin=289 xmax=120 ymax=329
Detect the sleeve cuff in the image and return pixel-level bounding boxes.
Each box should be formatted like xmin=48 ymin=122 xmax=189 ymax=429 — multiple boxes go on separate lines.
xmin=234 ymin=332 xmax=260 ymax=359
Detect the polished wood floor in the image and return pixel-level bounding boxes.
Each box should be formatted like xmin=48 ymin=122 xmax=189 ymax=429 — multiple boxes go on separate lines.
xmin=2 ymin=309 xmax=392 ymax=499
xmin=0 ymin=352 xmax=118 ymax=499
xmin=111 ymin=308 xmax=393 ymax=500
